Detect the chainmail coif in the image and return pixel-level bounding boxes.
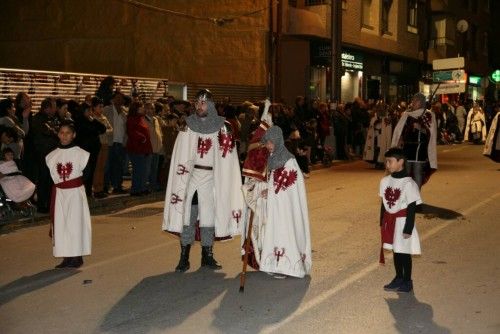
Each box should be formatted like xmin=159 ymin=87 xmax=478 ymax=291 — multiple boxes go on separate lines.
xmin=185 ymin=101 xmax=225 ymax=134
xmin=261 ymin=126 xmax=294 ymax=170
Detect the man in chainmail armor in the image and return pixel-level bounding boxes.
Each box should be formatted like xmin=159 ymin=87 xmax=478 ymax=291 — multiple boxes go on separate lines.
xmin=162 ymin=89 xmax=245 ymax=272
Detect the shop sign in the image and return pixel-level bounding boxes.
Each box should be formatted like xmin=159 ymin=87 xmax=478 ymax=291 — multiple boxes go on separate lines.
xmin=310 ymin=42 xmax=363 ymax=69
xmin=433 ymin=69 xmax=465 ymax=82
xmin=341 ymin=52 xmax=363 ymax=70
xmin=468 ymin=75 xmax=481 ymax=85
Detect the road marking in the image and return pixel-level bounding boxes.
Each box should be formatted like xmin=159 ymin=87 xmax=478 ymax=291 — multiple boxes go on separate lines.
xmin=441 ymin=145 xmax=467 ymax=153
xmin=261 ymin=191 xmax=500 ymax=334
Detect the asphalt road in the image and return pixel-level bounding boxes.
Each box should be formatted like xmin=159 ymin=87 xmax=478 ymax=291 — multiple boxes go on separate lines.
xmin=0 ymin=143 xmax=499 ymax=334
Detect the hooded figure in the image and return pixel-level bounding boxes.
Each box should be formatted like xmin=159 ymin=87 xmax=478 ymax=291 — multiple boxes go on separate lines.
xmin=162 ymin=89 xmax=245 ymax=272
xmin=255 ymin=126 xmax=312 ymax=278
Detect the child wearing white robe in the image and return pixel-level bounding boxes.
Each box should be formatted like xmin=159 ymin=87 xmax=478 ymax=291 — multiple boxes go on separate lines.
xmin=46 ymin=121 xmax=91 ymax=268
xmin=379 ymin=147 xmax=422 ymax=293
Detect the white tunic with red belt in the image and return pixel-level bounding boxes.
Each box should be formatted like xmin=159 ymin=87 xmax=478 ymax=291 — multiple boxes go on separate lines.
xmin=46 ymin=146 xmax=91 ymax=257
xmin=379 ymin=175 xmax=422 ymax=254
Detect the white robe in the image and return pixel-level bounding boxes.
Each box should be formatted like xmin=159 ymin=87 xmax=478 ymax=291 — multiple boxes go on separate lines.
xmin=46 ymin=146 xmax=91 ymax=257
xmin=363 ymin=115 xmax=392 ymax=163
xmin=0 ymin=160 xmax=35 ymax=202
xmin=162 ymin=126 xmax=245 ymax=238
xmin=483 ymin=112 xmax=500 ymax=159
xmin=464 ymin=109 xmax=487 ymax=142
xmin=258 ymin=158 xmax=312 ymax=278
xmin=379 ymin=175 xmax=422 ymax=255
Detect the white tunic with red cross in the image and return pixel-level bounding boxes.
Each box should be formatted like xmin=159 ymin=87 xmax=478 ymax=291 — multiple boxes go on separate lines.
xmin=259 ymin=158 xmax=312 ymax=278
xmin=379 ymin=175 xmax=422 ymax=254
xmin=46 ymin=146 xmax=91 ymax=257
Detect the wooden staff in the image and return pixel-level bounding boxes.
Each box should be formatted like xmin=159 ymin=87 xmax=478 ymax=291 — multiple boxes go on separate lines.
xmin=239 ymin=210 xmax=254 ymax=293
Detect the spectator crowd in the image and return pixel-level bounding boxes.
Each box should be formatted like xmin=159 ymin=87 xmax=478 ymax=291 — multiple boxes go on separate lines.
xmin=1 ymin=74 xmax=499 ymax=217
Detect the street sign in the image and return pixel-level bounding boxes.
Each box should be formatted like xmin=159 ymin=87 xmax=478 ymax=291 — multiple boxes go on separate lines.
xmin=431 ymin=82 xmax=466 ymax=94
xmin=433 ymin=70 xmax=465 ymax=82
xmin=432 ymin=57 xmax=465 ymax=70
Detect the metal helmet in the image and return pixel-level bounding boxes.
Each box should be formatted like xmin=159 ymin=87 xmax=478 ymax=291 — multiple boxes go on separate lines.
xmin=195 ymin=89 xmax=213 ymax=102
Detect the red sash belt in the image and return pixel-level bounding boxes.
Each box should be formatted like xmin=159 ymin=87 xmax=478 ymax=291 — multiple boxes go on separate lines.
xmin=379 ymin=208 xmax=407 ymax=264
xmin=49 ymin=177 xmax=84 ymax=239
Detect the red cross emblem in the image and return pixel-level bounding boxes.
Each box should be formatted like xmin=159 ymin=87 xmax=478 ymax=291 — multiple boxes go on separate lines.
xmin=274 ymin=247 xmax=285 ymax=263
xmin=218 ymin=131 xmax=235 ymax=158
xmin=197 ymin=137 xmax=212 ymax=158
xmin=384 ymin=186 xmax=401 ymax=208
xmin=420 ymin=112 xmax=432 ymax=129
xmin=176 ymin=164 xmax=189 ymax=175
xmin=232 ymin=210 xmax=242 ymax=225
xmin=56 ymin=162 xmax=73 ymax=181
xmin=273 ymin=167 xmax=298 ymax=194
xmin=170 ymin=193 xmax=183 ymax=205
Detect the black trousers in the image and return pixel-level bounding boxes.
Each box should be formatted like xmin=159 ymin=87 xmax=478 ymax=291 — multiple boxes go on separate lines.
xmin=393 ymin=253 xmax=412 ymax=281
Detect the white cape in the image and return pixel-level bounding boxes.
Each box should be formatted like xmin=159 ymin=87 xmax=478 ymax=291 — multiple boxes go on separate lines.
xmin=162 ymin=127 xmax=245 ymax=238
xmin=363 ymin=115 xmax=392 ymax=163
xmin=258 ymin=158 xmax=312 ymax=278
xmin=391 ymin=109 xmax=438 ymax=169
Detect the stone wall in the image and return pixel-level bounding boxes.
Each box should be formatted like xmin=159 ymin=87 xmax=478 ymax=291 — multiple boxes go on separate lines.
xmin=0 ymin=0 xmax=269 ymax=87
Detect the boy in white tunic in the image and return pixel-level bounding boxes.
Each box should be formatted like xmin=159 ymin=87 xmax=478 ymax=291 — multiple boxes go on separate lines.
xmin=379 ymin=147 xmax=422 ymax=293
xmin=259 ymin=126 xmax=312 ymax=279
xmin=46 ymin=121 xmax=91 ymax=268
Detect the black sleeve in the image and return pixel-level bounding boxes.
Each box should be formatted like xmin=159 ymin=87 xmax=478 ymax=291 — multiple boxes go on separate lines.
xmin=379 ymin=202 xmax=385 ymax=226
xmin=403 ymin=201 xmax=416 ymax=234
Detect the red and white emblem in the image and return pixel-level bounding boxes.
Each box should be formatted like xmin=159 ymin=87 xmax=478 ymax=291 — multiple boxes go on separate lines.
xmin=218 ymin=131 xmax=235 ymax=158
xmin=273 ymin=167 xmax=298 ymax=194
xmin=197 ymin=137 xmax=212 ymax=158
xmin=56 ymin=162 xmax=73 ymax=181
xmin=384 ymin=186 xmax=401 ymax=208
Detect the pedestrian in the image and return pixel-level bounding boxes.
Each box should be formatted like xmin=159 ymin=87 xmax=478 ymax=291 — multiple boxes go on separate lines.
xmin=256 ymin=125 xmax=312 ymax=279
xmin=391 ymin=93 xmax=437 ymax=189
xmin=46 ymin=120 xmax=91 ymax=268
xmin=379 ymin=147 xmax=422 ymax=293
xmin=162 ymin=89 xmax=245 ymax=272
xmin=483 ymin=105 xmax=500 ymax=163
xmin=464 ymin=103 xmax=487 ymax=144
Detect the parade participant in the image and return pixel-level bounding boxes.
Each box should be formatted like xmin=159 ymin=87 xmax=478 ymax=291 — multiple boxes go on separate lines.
xmin=363 ymin=101 xmax=392 ymax=169
xmin=162 ymin=89 xmax=244 ymax=272
xmin=257 ymin=126 xmax=312 ymax=279
xmin=46 ymin=121 xmax=91 ymax=269
xmin=391 ymin=93 xmax=437 ymax=189
xmin=464 ymin=103 xmax=487 ymax=144
xmin=379 ymin=147 xmax=422 ymax=293
xmin=483 ymin=106 xmax=500 ymax=162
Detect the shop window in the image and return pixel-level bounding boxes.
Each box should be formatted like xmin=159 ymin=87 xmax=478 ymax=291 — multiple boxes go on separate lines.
xmin=407 ymin=0 xmax=418 ymax=33
xmin=362 ymin=0 xmax=373 ymax=29
xmin=381 ymin=0 xmax=393 ymax=35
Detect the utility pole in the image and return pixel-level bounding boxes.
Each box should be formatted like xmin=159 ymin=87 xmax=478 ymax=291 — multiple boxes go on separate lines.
xmin=331 ymin=0 xmax=342 ymax=103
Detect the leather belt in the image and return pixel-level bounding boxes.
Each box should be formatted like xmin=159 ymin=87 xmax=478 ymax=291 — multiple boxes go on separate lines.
xmin=194 ymin=164 xmax=213 ymax=170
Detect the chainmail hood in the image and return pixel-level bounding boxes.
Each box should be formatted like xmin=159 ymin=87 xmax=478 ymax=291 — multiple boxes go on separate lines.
xmin=261 ymin=126 xmax=294 ymax=170
xmin=185 ymin=100 xmax=225 ymax=134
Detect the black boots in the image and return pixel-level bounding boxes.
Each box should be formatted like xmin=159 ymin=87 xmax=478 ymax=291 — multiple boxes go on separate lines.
xmin=55 ymin=256 xmax=83 ymax=269
xmin=55 ymin=257 xmax=71 ymax=268
xmin=201 ymin=246 xmax=222 ymax=270
xmin=175 ymin=244 xmax=191 ymax=272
